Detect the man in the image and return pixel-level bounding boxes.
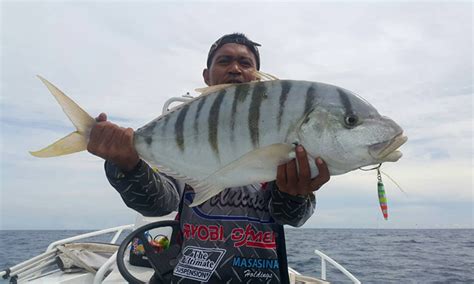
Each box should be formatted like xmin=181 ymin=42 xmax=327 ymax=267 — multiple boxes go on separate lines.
xmin=88 ymin=33 xmax=330 ymax=283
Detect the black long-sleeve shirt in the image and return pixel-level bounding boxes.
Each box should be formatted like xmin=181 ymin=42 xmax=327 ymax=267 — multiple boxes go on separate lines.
xmin=105 ymin=159 xmax=316 ymax=283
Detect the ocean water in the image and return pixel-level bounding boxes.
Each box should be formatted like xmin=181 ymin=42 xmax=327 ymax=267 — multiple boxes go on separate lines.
xmin=285 ymin=229 xmax=473 ymax=283
xmin=1 ymin=229 xmax=473 ymax=283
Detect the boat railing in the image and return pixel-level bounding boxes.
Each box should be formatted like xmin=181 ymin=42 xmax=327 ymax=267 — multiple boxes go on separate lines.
xmin=93 ymin=251 xmax=119 ymax=284
xmin=46 ymin=224 xmax=134 ymax=251
xmin=287 ymin=249 xmax=360 ymax=284
xmin=0 ymin=224 xmax=134 ymax=282
xmin=162 ymin=94 xmax=194 ymax=114
xmin=314 ymin=249 xmax=361 ymax=284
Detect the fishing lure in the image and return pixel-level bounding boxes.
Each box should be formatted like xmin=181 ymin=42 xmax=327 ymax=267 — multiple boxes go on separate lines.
xmin=360 ymin=163 xmax=389 ymax=220
xmin=377 ymin=166 xmax=388 ymax=220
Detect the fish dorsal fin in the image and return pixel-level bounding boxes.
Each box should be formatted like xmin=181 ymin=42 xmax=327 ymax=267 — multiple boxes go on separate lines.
xmin=195 ymin=83 xmax=234 ymax=95
xmin=195 ymin=71 xmax=278 ymax=95
xmin=254 ymin=70 xmax=279 ymax=81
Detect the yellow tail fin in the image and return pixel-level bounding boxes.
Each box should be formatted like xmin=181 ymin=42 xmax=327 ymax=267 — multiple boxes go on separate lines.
xmin=29 ymin=76 xmax=96 ymax=158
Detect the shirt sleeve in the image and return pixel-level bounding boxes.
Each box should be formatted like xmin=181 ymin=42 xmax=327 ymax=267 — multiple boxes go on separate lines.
xmin=268 ymin=182 xmax=316 ymax=227
xmin=104 ymin=159 xmax=180 ymax=217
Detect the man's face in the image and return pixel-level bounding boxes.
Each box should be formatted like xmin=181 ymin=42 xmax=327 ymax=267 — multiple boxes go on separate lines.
xmin=203 ymin=43 xmax=258 ymax=86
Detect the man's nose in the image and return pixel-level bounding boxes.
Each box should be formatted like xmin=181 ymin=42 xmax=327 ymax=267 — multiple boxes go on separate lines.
xmin=228 ymin=62 xmax=242 ymax=74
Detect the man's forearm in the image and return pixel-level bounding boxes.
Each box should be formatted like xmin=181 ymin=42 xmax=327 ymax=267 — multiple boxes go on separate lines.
xmin=105 ymin=159 xmax=180 ymax=216
xmin=268 ymin=182 xmax=316 ymax=227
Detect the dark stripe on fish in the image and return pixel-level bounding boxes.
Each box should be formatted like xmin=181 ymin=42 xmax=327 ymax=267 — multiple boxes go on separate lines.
xmin=161 ymin=114 xmax=171 ymax=135
xmin=230 ymin=83 xmax=251 ymax=141
xmin=337 ymin=88 xmax=354 ymax=115
xmin=208 ymin=90 xmax=226 ymax=155
xmin=304 ymin=85 xmax=316 ymax=115
xmin=175 ymin=104 xmax=190 ymax=152
xmin=248 ymin=82 xmax=267 ymax=147
xmin=194 ymin=95 xmax=208 ymax=140
xmin=278 ymin=80 xmax=291 ymax=130
xmin=145 ymin=136 xmax=153 ymax=145
xmin=136 ymin=120 xmax=156 ymax=137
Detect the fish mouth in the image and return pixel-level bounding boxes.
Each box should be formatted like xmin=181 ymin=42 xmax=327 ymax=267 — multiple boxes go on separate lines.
xmin=369 ymin=133 xmax=408 ymax=162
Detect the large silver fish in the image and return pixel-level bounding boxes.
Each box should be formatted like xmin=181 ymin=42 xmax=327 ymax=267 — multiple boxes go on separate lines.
xmin=31 ymin=76 xmax=407 ymax=206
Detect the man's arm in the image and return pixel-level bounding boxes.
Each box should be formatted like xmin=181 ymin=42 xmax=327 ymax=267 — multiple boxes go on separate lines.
xmin=269 ymin=145 xmax=330 ymax=227
xmin=105 ymin=159 xmax=180 ymax=216
xmin=268 ymin=182 xmax=316 ymax=227
xmin=88 ymin=113 xmax=180 ymax=216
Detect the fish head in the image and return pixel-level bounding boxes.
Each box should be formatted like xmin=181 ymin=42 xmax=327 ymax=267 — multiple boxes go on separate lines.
xmin=297 ymin=87 xmax=407 ymax=175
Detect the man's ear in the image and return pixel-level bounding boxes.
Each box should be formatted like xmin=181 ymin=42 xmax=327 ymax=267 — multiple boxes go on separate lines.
xmin=203 ymin=69 xmax=211 ymax=86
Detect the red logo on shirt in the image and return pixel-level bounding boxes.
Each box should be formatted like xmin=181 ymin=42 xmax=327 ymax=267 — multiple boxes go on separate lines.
xmin=231 ymin=224 xmax=276 ymax=249
xmin=182 ymin=223 xmax=276 ymax=249
xmin=183 ymin=223 xmax=225 ymax=241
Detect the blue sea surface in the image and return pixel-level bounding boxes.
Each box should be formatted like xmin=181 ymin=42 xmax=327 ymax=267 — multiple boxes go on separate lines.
xmin=285 ymin=229 xmax=474 ymax=283
xmin=1 ymin=229 xmax=473 ymax=283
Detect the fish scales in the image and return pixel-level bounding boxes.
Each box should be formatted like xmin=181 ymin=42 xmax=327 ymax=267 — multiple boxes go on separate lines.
xmin=135 ymin=81 xmax=316 ymax=183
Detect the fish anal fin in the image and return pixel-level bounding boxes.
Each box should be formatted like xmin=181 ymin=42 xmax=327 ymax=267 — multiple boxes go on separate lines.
xmin=149 ymin=163 xmax=226 ymax=207
xmin=189 ymin=184 xmax=226 ymax=207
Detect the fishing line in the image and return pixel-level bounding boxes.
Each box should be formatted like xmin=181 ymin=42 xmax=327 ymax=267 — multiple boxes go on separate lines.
xmin=359 ymin=164 xmax=407 ymax=195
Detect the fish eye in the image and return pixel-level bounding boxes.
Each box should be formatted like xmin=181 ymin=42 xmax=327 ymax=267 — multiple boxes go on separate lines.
xmin=344 ymin=114 xmax=359 ymax=127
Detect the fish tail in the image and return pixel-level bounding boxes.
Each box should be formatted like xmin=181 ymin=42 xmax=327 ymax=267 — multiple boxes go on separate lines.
xmin=29 ymin=76 xmax=96 ymax=158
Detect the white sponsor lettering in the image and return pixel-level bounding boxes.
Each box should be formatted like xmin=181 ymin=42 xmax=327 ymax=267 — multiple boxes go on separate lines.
xmin=173 ymin=246 xmax=226 ymax=282
xmin=244 ymin=269 xmax=273 ymax=280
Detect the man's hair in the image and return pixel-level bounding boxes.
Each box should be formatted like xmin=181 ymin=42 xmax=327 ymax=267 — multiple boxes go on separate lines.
xmin=207 ymin=33 xmax=261 ymax=70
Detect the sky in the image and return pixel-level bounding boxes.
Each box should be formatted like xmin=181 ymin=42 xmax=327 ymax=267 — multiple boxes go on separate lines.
xmin=1 ymin=1 xmax=472 ymax=230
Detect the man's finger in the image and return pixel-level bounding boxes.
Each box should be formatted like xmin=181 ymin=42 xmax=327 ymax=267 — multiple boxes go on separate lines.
xmin=95 ymin=113 xmax=107 ymax=122
xmin=102 ymin=125 xmax=119 ymax=149
xmin=309 ymin=158 xmax=330 ymax=191
xmin=124 ymin=128 xmax=135 ymax=147
xmin=295 ymin=145 xmax=311 ymax=183
xmin=89 ymin=123 xmax=106 ymax=147
xmin=276 ymin=164 xmax=287 ymax=190
xmin=286 ymin=159 xmax=298 ymax=186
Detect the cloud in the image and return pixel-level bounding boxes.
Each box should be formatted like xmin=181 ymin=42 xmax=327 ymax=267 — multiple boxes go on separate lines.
xmin=1 ymin=1 xmax=472 ymax=229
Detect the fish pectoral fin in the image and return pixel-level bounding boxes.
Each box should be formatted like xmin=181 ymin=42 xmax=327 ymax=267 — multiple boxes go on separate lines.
xmin=220 ymin=143 xmax=294 ymax=172
xmin=195 ymin=83 xmax=234 ymax=95
xmin=29 ymin=131 xmax=88 ymax=157
xmin=187 ymin=144 xmax=293 ymax=206
xmin=188 ymin=144 xmax=293 ymax=206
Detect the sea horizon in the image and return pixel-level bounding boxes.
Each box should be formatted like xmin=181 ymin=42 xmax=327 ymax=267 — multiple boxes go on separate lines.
xmin=1 ymin=227 xmax=473 ymax=231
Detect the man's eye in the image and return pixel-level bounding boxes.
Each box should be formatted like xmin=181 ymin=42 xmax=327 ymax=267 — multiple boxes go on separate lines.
xmin=217 ymin=59 xmax=230 ymax=64
xmin=240 ymin=60 xmax=252 ymax=67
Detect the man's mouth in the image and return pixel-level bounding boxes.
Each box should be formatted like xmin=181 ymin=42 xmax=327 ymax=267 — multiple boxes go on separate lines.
xmin=226 ymin=79 xmax=243 ymax=84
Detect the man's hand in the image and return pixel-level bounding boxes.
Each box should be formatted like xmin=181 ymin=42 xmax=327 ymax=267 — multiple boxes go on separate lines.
xmin=276 ymin=145 xmax=330 ymax=196
xmin=87 ymin=113 xmax=140 ymax=172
